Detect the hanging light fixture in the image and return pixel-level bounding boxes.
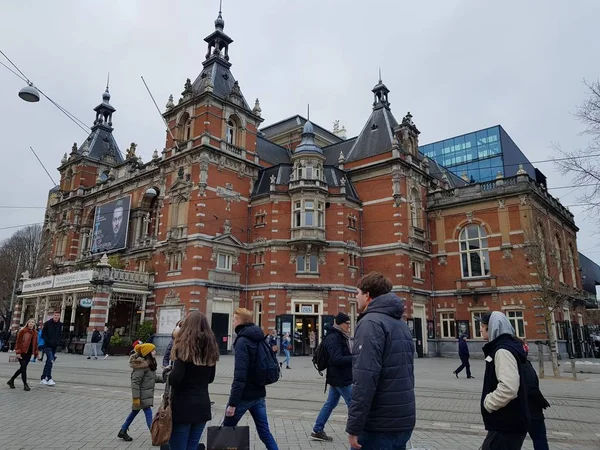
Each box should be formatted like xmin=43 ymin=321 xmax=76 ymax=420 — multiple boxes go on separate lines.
xmin=145 ymin=187 xmax=157 ymax=197
xmin=18 ymin=83 xmax=40 ymax=102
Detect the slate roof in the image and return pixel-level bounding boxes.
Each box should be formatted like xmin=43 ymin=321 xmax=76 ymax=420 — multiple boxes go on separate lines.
xmin=579 ymin=252 xmax=600 ymax=295
xmin=323 ymin=138 xmax=357 ymax=165
xmin=294 ymin=121 xmax=323 ymax=155
xmin=256 ymin=136 xmax=291 ymax=165
xmin=261 ymin=115 xmax=343 ymax=145
xmin=252 ymin=164 xmax=359 ymax=201
xmin=191 ymin=59 xmax=250 ymax=110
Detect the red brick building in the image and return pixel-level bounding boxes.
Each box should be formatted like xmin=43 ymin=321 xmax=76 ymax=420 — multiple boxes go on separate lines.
xmin=14 ymin=10 xmax=591 ymax=358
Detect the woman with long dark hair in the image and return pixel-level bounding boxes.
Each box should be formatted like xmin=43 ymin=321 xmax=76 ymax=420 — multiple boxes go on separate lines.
xmin=6 ymin=318 xmax=38 ymax=391
xmin=117 ymin=343 xmax=162 ymax=442
xmin=168 ymin=311 xmax=220 ymax=450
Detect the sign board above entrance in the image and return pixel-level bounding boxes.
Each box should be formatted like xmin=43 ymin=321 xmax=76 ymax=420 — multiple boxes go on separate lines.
xmin=54 ymin=270 xmax=94 ymax=289
xmin=21 ymin=270 xmax=94 ymax=293
xmin=79 ymin=298 xmax=93 ymax=308
xmin=22 ymin=276 xmax=54 ymax=293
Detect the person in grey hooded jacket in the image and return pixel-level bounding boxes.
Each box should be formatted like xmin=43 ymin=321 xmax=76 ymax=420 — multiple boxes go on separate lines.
xmin=346 ymin=272 xmax=415 ymax=450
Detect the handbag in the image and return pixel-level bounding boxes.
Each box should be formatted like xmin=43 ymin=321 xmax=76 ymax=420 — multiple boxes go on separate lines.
xmin=150 ymin=374 xmax=173 ymax=446
xmin=287 ymin=345 xmax=292 ymax=350
xmin=207 ymin=424 xmax=250 ymax=450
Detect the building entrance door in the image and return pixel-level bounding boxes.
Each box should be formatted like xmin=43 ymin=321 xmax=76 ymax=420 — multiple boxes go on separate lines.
xmin=293 ymin=316 xmax=318 ymax=356
xmin=414 ymin=317 xmax=424 ymax=358
xmin=212 ymin=313 xmax=230 ymax=355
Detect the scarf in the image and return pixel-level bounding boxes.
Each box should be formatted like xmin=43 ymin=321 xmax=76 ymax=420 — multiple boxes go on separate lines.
xmin=333 ymin=323 xmax=353 ymax=351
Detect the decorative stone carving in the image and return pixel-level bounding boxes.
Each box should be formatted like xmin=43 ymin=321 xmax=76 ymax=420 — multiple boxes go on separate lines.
xmin=253 ymin=98 xmax=262 ymax=117
xmin=498 ymin=199 xmax=506 ymax=209
xmin=165 ymin=94 xmax=174 ymax=110
xmin=517 ymin=164 xmax=527 ymax=175
xmin=503 ymin=248 xmax=513 ymax=259
xmin=164 ymin=289 xmax=180 ymax=305
xmin=218 ymin=155 xmax=226 ymax=171
xmin=223 ymin=220 xmax=232 ymax=234
xmin=436 ymin=210 xmax=442 ymax=220
xmin=519 ymin=195 xmax=529 ymax=206
xmin=438 ymin=255 xmax=447 ymax=266
xmin=347 ymin=240 xmax=358 ymax=247
xmin=466 ymin=211 xmax=474 ymax=223
xmin=318 ymin=252 xmax=326 ymax=265
xmin=61 ymin=153 xmax=68 ymax=164
xmin=126 ymin=142 xmax=137 ymax=160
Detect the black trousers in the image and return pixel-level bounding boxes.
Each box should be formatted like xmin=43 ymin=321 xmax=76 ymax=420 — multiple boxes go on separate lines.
xmin=10 ymin=352 xmax=32 ymax=384
xmin=529 ymin=418 xmax=549 ymax=450
xmin=455 ymin=355 xmax=472 ymax=377
xmin=482 ymin=430 xmax=526 ymax=450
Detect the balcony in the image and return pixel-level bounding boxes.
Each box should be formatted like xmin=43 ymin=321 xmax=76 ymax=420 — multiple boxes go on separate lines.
xmin=112 ymin=269 xmax=153 ymax=287
xmin=208 ymin=269 xmax=241 ymax=286
xmin=289 ymin=227 xmax=326 ymax=244
xmin=289 ymin=178 xmax=329 ymax=192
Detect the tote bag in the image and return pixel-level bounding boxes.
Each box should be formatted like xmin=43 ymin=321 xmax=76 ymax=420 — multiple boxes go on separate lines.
xmin=206 ymin=425 xmax=250 ymax=450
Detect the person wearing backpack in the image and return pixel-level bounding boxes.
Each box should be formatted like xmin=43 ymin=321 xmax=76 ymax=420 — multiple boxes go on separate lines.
xmin=224 ymin=308 xmax=279 ymax=450
xmin=310 ymin=312 xmax=353 ymax=442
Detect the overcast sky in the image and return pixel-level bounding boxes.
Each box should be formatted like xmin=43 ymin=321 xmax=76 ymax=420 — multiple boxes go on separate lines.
xmin=1 ymin=1 xmax=599 ymax=262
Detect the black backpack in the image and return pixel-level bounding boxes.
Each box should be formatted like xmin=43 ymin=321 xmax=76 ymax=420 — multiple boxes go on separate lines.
xmin=312 ymin=337 xmax=329 ymax=376
xmin=255 ymin=339 xmax=281 ymax=385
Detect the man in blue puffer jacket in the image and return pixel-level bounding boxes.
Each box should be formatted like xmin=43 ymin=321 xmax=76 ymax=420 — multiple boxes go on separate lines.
xmin=346 ymin=272 xmax=415 ymax=450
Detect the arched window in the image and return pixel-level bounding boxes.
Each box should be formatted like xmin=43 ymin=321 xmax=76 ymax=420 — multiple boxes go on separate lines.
xmin=226 ymin=115 xmax=241 ymax=145
xmin=554 ymin=234 xmax=564 ymax=283
xmin=410 ymin=188 xmax=420 ymax=228
xmin=177 ymin=112 xmax=191 ymax=141
xmin=459 ymin=224 xmax=490 ymax=278
xmin=568 ymin=244 xmax=577 ymax=286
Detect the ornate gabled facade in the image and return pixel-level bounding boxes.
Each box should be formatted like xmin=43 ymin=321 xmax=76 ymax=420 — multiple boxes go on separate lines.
xmin=14 ymin=9 xmax=595 ymax=359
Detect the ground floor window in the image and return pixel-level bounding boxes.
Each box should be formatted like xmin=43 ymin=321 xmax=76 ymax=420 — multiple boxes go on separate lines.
xmin=472 ymin=311 xmax=487 ymax=338
xmin=507 ymin=310 xmax=525 ymax=338
xmin=440 ymin=312 xmax=455 ymax=338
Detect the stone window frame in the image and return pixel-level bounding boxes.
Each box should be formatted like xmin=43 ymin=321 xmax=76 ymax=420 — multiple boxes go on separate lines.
xmin=440 ymin=312 xmax=456 ymax=339
xmin=459 ymin=224 xmax=490 ymax=279
xmin=293 ymin=199 xmax=325 ymax=229
xmin=506 ymin=310 xmax=526 ymax=338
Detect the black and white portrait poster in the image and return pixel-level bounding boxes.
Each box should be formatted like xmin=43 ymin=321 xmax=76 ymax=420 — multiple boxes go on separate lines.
xmin=91 ymin=196 xmax=131 ymax=254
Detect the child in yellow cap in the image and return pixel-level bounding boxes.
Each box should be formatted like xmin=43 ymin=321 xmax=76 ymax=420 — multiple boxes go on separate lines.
xmin=117 ymin=342 xmax=163 ymax=442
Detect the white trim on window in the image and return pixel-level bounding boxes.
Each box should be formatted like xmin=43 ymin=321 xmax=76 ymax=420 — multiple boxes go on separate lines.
xmin=217 ymin=253 xmax=232 ymax=271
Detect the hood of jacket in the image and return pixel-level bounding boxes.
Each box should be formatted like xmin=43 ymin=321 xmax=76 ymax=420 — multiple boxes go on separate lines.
xmin=235 ymin=323 xmax=265 ymax=342
xmin=129 ymin=354 xmax=150 ymax=370
xmin=360 ymin=292 xmax=404 ymax=320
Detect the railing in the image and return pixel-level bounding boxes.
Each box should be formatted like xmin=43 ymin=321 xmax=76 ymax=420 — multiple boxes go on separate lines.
xmin=112 ymin=269 xmax=151 ymax=286
xmin=224 ymin=142 xmax=244 ymax=156
xmin=290 ymin=227 xmax=326 ymax=242
xmin=289 ymin=179 xmax=329 ymax=190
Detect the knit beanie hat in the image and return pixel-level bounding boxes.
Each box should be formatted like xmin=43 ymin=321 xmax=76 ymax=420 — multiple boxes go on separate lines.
xmin=135 ymin=343 xmax=155 ymax=357
xmin=335 ymin=312 xmax=350 ymax=325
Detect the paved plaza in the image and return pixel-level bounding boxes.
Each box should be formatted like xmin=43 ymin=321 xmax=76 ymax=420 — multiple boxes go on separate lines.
xmin=0 ymin=352 xmax=599 ymax=449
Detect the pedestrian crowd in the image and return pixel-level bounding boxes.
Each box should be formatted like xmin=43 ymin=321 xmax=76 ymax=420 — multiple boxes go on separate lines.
xmin=3 ymin=271 xmax=550 ymax=450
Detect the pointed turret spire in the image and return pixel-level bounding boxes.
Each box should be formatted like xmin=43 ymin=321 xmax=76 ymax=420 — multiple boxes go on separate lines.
xmin=215 ymin=0 xmax=225 ymax=30
xmin=204 ymin=1 xmax=233 ymax=63
xmin=372 ymin=72 xmax=390 ymax=110
xmin=294 ymin=120 xmax=322 ymax=154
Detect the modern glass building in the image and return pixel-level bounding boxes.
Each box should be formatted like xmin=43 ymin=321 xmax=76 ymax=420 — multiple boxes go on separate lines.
xmin=420 ymin=125 xmax=536 ymax=183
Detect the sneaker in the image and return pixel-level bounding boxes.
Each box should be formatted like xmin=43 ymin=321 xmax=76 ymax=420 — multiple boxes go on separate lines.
xmin=87 ymin=356 xmax=91 ymax=360
xmin=310 ymin=431 xmax=333 ymax=442
xmin=7 ymin=379 xmax=15 ymax=389
xmin=40 ymin=379 xmax=48 ymax=385
xmin=117 ymin=429 xmax=133 ymax=442
xmin=94 ymin=357 xmax=98 ymax=360
xmin=286 ymin=366 xmax=291 ymax=369
xmin=47 ymin=379 xmax=56 ymax=386
xmin=453 ymin=371 xmax=458 ymax=378
xmin=104 ymin=355 xmax=109 ymax=360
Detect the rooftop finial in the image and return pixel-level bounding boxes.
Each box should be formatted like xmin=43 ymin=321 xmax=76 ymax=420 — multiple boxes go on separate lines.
xmin=307 ymin=104 xmax=310 ymax=121
xmin=378 ymin=67 xmax=382 ymax=83
xmin=106 ymin=72 xmax=110 ymax=91
xmin=215 ymin=0 xmax=225 ymax=30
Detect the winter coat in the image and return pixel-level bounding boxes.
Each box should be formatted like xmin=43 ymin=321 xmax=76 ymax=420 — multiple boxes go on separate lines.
xmin=37 ymin=329 xmax=45 ymax=347
xmin=15 ymin=327 xmax=38 ymax=356
xmin=228 ymin=323 xmax=267 ymax=407
xmin=169 ymin=359 xmax=216 ymax=424
xmin=42 ymin=319 xmax=62 ymax=349
xmin=91 ymin=330 xmax=102 ymax=343
xmin=322 ymin=325 xmax=352 ymax=387
xmin=346 ymin=293 xmax=416 ymax=436
xmin=163 ymin=338 xmax=174 ymax=367
xmin=129 ymin=354 xmax=162 ymax=410
xmin=481 ymin=334 xmax=530 ymax=433
xmin=458 ymin=337 xmax=469 ymax=358
xmin=522 ymin=360 xmax=550 ymax=421
xmin=8 ymin=332 xmax=16 ymax=344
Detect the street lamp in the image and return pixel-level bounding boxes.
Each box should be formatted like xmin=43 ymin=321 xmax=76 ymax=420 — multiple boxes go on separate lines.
xmin=18 ymin=83 xmax=40 ymax=102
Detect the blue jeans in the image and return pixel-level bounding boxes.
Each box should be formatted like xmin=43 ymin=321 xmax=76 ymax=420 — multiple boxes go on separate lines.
xmin=121 ymin=407 xmax=153 ymax=431
xmin=223 ymin=397 xmax=278 ymax=450
xmin=529 ymin=418 xmax=549 ymax=450
xmin=283 ymin=349 xmax=290 ymax=367
xmin=352 ymin=430 xmax=413 ymax=450
xmin=169 ymin=422 xmax=206 ymax=450
xmin=41 ymin=348 xmax=55 ymax=380
xmin=314 ymin=385 xmax=352 ymax=433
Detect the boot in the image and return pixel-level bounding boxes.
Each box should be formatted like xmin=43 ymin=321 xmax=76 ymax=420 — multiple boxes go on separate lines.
xmin=23 ymin=383 xmax=30 ymax=391
xmin=117 ymin=429 xmax=133 ymax=442
xmin=6 ymin=379 xmax=15 ymax=389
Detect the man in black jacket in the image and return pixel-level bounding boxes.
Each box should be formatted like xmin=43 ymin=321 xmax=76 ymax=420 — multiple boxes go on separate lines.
xmin=224 ymin=308 xmax=278 ymax=450
xmin=88 ymin=327 xmax=102 ymax=360
xmin=310 ymin=312 xmax=353 ymax=442
xmin=454 ymin=335 xmax=474 ymax=378
xmin=41 ymin=311 xmax=62 ymax=386
xmin=346 ymin=272 xmax=415 ymax=450
xmin=479 ymin=311 xmax=530 ymax=450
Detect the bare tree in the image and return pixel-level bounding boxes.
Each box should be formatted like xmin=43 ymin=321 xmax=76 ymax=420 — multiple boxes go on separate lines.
xmin=554 ymin=79 xmax=600 ymax=217
xmin=500 ymin=213 xmax=578 ymax=377
xmin=0 ymin=225 xmax=44 ymax=327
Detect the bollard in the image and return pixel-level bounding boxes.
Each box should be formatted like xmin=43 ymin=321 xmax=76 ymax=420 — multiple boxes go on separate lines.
xmin=570 ymin=358 xmax=577 ymax=380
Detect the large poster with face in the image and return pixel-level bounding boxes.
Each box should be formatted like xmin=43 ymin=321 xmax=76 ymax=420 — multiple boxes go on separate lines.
xmin=90 ymin=195 xmax=131 ymax=254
